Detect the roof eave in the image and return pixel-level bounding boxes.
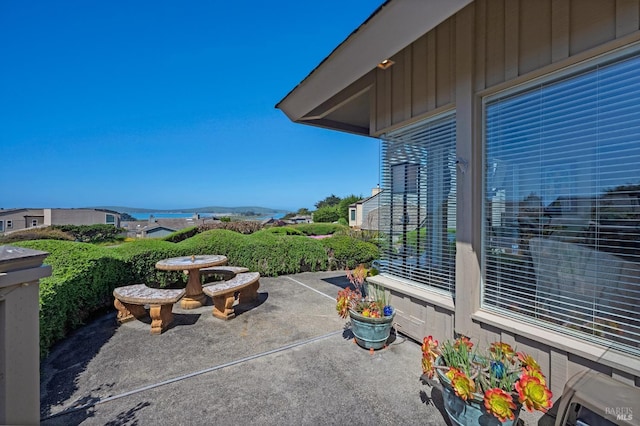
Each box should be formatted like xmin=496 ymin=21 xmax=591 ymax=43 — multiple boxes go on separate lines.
xmin=276 ymin=0 xmax=472 ymax=123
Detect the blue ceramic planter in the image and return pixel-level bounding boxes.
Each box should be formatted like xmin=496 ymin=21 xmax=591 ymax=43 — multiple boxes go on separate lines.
xmin=435 ymin=357 xmax=522 ymax=426
xmin=348 ymin=309 xmax=395 ymax=350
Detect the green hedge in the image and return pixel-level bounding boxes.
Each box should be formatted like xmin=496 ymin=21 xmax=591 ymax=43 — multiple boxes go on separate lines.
xmin=162 ymin=226 xmax=199 ymax=243
xmin=320 ymin=235 xmax=380 ymax=269
xmin=114 ymin=239 xmax=188 ymax=286
xmin=254 ymin=227 xmax=305 ymax=236
xmin=291 ymin=223 xmax=347 ymax=236
xmin=13 ymin=229 xmax=378 ymax=357
xmin=0 ymin=227 xmax=74 ymax=244
xmin=178 ymin=230 xmax=328 ymax=276
xmin=16 ymin=240 xmax=132 ymax=357
xmin=51 ymin=224 xmax=124 ymax=243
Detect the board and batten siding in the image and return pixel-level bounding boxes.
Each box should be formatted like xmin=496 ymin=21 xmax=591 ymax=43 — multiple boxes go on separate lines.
xmin=372 ymin=0 xmax=640 ymax=134
xmin=366 ymin=0 xmax=640 ymax=399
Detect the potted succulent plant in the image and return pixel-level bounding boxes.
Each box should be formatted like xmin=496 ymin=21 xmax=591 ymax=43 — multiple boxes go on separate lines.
xmin=421 ymin=335 xmax=553 ymax=425
xmin=336 ymin=264 xmax=395 ymax=350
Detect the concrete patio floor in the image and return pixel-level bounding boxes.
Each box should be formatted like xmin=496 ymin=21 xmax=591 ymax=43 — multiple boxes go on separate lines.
xmin=40 ymin=271 xmax=549 ymax=425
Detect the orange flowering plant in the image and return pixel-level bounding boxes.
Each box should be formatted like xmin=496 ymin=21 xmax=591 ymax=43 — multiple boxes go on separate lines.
xmin=336 ymin=264 xmax=393 ymax=319
xmin=421 ymin=336 xmax=553 ymax=422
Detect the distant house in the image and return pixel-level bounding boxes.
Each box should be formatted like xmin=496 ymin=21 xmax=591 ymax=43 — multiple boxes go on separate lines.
xmin=288 ymin=215 xmax=312 ymax=224
xmin=0 ymin=208 xmax=120 ymax=233
xmin=348 ymin=187 xmax=382 ymax=229
xmin=142 ymin=225 xmax=178 ymax=239
xmin=121 ymin=213 xmax=216 ymax=238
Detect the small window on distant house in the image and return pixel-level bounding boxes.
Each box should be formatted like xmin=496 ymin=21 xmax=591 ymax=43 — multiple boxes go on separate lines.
xmin=31 ymin=219 xmax=38 ymax=227
xmin=6 ymin=220 xmax=12 ymax=228
xmin=350 ymin=209 xmax=356 ymax=221
xmin=0 ymin=220 xmax=3 ymax=232
xmin=106 ymin=214 xmax=115 ymax=225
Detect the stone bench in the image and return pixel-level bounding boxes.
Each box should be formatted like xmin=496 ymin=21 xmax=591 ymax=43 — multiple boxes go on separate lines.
xmin=202 ymin=272 xmax=260 ymax=320
xmin=113 ymin=284 xmax=185 ymax=334
xmin=200 ymin=265 xmax=250 ymax=284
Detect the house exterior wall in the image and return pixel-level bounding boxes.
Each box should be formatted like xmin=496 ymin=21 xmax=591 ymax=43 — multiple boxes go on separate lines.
xmin=348 ymin=206 xmax=360 ymax=228
xmin=0 ymin=209 xmax=121 ymax=233
xmin=365 ymin=0 xmax=640 ymax=400
xmin=143 ymin=227 xmax=175 ymax=238
xmin=361 ymin=196 xmax=381 ymax=231
xmin=47 ymin=209 xmax=121 ymax=227
xmin=0 ymin=209 xmax=44 ymax=232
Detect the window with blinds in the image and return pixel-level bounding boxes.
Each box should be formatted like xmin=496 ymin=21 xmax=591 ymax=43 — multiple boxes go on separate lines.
xmin=379 ymin=113 xmax=456 ymax=294
xmin=483 ymin=50 xmax=640 ymax=354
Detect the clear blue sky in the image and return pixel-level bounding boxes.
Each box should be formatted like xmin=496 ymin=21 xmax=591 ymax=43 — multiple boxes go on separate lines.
xmin=0 ymin=1 xmax=383 ymax=212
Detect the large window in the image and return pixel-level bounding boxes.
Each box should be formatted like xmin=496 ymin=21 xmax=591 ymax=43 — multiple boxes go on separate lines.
xmin=379 ymin=113 xmax=456 ymax=293
xmin=483 ymin=50 xmax=640 ymax=354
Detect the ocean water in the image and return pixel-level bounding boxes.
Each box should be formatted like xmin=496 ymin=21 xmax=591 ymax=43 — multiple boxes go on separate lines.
xmin=128 ymin=212 xmax=214 ymax=220
xmin=128 ymin=212 xmax=286 ymax=221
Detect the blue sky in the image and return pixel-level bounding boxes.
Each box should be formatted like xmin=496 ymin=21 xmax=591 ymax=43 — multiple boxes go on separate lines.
xmin=0 ymin=1 xmax=383 ymax=212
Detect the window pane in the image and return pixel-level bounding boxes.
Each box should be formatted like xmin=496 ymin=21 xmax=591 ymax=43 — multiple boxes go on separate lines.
xmin=379 ymin=113 xmax=457 ymax=294
xmin=484 ymin=54 xmax=640 ymax=354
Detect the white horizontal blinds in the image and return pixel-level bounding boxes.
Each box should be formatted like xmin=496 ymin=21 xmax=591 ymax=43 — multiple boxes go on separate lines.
xmin=380 ymin=113 xmax=456 ymax=293
xmin=483 ymin=52 xmax=640 ymax=354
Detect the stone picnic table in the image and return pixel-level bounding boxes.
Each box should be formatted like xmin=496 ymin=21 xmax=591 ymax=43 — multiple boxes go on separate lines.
xmin=155 ymin=255 xmax=227 ymax=309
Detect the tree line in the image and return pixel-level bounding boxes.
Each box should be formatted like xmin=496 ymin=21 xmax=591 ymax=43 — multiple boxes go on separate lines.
xmin=284 ymin=194 xmax=362 ymax=225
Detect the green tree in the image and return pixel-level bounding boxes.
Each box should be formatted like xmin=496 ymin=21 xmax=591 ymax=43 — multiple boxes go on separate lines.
xmin=313 ymin=206 xmax=340 ymax=223
xmin=120 ymin=212 xmax=137 ymax=221
xmin=315 ymin=194 xmax=341 ymax=209
xmin=337 ymin=194 xmax=362 ymax=223
xmin=297 ymin=208 xmax=311 ymax=216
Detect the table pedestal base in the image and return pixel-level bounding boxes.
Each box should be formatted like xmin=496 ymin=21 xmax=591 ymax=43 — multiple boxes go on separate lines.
xmin=180 ymin=293 xmax=207 ymax=309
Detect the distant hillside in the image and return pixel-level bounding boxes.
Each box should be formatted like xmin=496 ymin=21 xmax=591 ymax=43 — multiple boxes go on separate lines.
xmin=92 ymin=206 xmax=289 ymax=215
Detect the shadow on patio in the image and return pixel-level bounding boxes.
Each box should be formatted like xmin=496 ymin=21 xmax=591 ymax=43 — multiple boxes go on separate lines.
xmin=40 ymin=271 xmax=546 ymax=425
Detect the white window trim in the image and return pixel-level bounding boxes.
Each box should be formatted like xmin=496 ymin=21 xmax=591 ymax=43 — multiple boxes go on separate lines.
xmin=480 ymin=41 xmax=640 ymax=358
xmin=368 ymin=274 xmax=455 ymax=312
xmin=472 ymin=309 xmax=640 ymax=377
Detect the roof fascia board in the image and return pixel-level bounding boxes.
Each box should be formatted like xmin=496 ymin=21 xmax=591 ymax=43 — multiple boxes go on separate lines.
xmin=300 ymin=118 xmax=370 ymax=136
xmin=302 ymin=72 xmax=374 ymax=120
xmin=277 ymin=0 xmax=472 ymax=122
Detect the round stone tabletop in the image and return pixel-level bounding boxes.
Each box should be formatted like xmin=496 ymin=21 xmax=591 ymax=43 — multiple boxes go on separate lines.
xmin=155 ymin=255 xmax=227 ymax=271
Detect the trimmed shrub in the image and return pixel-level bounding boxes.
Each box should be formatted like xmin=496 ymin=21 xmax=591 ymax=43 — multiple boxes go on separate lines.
xmin=163 ymin=226 xmax=199 ymax=243
xmin=0 ymin=227 xmax=74 ymax=243
xmin=114 ymin=239 xmax=187 ymax=286
xmin=254 ymin=227 xmax=305 ymax=236
xmin=178 ymin=230 xmax=328 ymax=276
xmin=292 ymin=223 xmax=347 ymax=236
xmin=320 ymin=235 xmax=379 ymax=270
xmin=312 ymin=205 xmax=340 ymax=223
xmin=198 ymin=220 xmax=263 ymax=234
xmin=15 ymin=240 xmax=132 ymax=357
xmin=52 ymin=224 xmax=124 ymax=243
